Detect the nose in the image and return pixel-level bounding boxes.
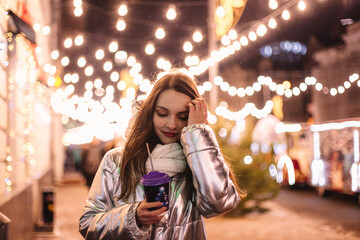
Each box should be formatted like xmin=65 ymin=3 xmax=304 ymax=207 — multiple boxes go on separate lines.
xmin=166 ymin=116 xmax=177 ymax=130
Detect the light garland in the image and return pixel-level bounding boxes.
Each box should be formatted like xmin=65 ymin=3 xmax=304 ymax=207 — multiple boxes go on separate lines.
xmin=196 ymin=72 xmax=359 ymax=100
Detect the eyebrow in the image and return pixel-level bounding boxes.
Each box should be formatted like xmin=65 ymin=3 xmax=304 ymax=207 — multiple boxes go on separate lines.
xmin=155 ymin=106 xmax=189 ymax=114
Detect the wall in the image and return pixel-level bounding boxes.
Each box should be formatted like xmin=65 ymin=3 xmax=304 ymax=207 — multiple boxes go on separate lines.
xmin=312 ymin=21 xmax=360 ymax=122
xmin=0 ymin=1 xmax=63 ymax=239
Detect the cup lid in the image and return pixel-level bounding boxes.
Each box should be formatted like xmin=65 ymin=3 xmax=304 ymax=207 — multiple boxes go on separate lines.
xmin=140 ymin=171 xmax=170 ymax=186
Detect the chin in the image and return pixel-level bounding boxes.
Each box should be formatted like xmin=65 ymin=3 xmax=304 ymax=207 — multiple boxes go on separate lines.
xmin=160 ymin=138 xmax=179 ymax=145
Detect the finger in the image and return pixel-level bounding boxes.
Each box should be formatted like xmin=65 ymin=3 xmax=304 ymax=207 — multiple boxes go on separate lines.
xmin=143 ymin=201 xmax=163 ymax=208
xmin=188 ymin=102 xmax=195 ymax=113
xmin=191 ymin=99 xmax=201 ymax=112
xmin=197 ymin=99 xmax=206 ymax=113
xmin=150 ymin=206 xmax=167 ymax=216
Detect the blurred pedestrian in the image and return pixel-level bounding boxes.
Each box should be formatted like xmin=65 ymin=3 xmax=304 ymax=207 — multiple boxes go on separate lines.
xmin=79 ymin=69 xmax=243 ymax=239
xmin=80 ymin=137 xmax=105 ymax=188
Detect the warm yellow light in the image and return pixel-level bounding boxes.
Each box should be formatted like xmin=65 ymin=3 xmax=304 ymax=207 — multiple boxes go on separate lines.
xmin=118 ymin=4 xmax=128 ymax=16
xmin=269 ymin=0 xmax=278 ymax=10
xmin=95 ymin=49 xmax=105 ymax=60
xmin=248 ymin=31 xmax=257 ymax=41
xmin=64 ymin=38 xmax=72 ymax=48
xmin=298 ymin=0 xmax=306 ymax=11
xmin=73 ymin=0 xmax=82 ymax=7
xmin=183 ymin=41 xmax=193 ymax=52
xmin=268 ymin=18 xmax=277 ymax=29
xmin=115 ymin=51 xmax=128 ymax=62
xmin=103 ymin=61 xmax=113 ymax=72
xmin=94 ymin=78 xmax=103 ymax=88
xmin=216 ymin=6 xmax=225 ymax=18
xmin=240 ymin=36 xmax=248 ymax=46
xmin=221 ymin=35 xmax=231 ymax=45
xmin=77 ymin=56 xmax=86 ymax=67
xmin=85 ymin=66 xmax=94 ymax=76
xmin=155 ymin=27 xmax=165 ymax=39
xmin=282 ymin=10 xmax=291 ymax=20
xmin=74 ymin=7 xmax=83 ymax=17
xmin=145 ymin=43 xmax=155 ymax=55
xmin=109 ymin=41 xmax=118 ymax=53
xmin=74 ymin=35 xmax=84 ymax=46
xmin=51 ymin=50 xmax=59 ymax=60
xmin=228 ymin=29 xmax=237 ymax=40
xmin=166 ymin=6 xmax=176 ymax=20
xmin=256 ymin=24 xmax=267 ymax=37
xmin=116 ymin=19 xmax=126 ymax=31
xmin=61 ymin=56 xmax=70 ymax=66
xmin=33 ymin=23 xmax=41 ymax=32
xmin=42 ymin=26 xmax=50 ymax=35
xmin=282 ymin=80 xmax=291 ymax=89
xmin=110 ymin=72 xmax=120 ymax=82
xmin=193 ymin=31 xmax=203 ymax=42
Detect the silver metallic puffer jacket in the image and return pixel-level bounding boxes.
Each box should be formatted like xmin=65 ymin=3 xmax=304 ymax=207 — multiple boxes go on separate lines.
xmin=79 ymin=124 xmax=241 ymax=239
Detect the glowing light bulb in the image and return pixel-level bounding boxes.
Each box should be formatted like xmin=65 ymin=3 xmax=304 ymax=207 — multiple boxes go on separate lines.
xmin=64 ymin=38 xmax=72 ymax=48
xmin=216 ymin=6 xmax=226 ymax=18
xmin=95 ymin=49 xmax=105 ymax=60
xmin=166 ymin=6 xmax=176 ymax=20
xmin=42 ymin=26 xmax=50 ymax=35
xmin=269 ymin=0 xmax=278 ymax=10
xmin=256 ymin=24 xmax=267 ymax=37
xmin=33 ymin=23 xmax=41 ymax=32
xmin=145 ymin=43 xmax=155 ymax=55
xmin=109 ymin=41 xmax=119 ymax=53
xmin=155 ymin=27 xmax=165 ymax=39
xmin=193 ymin=31 xmax=203 ymax=42
xmin=85 ymin=66 xmax=94 ymax=76
xmin=51 ymin=50 xmax=59 ymax=60
xmin=240 ymin=36 xmax=248 ymax=46
xmin=248 ymin=31 xmax=257 ymax=41
xmin=183 ymin=41 xmax=193 ymax=52
xmin=103 ymin=61 xmax=113 ymax=72
xmin=116 ymin=19 xmax=126 ymax=31
xmin=298 ymin=0 xmax=306 ymax=11
xmin=282 ymin=10 xmax=291 ymax=20
xmin=77 ymin=56 xmax=86 ymax=67
xmin=118 ymin=4 xmax=128 ymax=16
xmin=74 ymin=7 xmax=83 ymax=17
xmin=74 ymin=35 xmax=84 ymax=46
xmin=268 ymin=18 xmax=277 ymax=29
xmin=61 ymin=56 xmax=70 ymax=66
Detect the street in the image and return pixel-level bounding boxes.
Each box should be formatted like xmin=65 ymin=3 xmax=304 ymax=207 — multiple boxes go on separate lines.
xmin=205 ymin=187 xmax=360 ymax=240
xmin=33 ymin=177 xmax=360 ymax=240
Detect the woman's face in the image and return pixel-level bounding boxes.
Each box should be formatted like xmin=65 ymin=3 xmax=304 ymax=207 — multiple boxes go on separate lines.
xmin=153 ymin=89 xmax=191 ymax=144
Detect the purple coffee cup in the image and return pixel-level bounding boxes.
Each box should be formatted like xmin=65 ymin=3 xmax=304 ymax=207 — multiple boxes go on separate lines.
xmin=140 ymin=171 xmax=170 ymax=211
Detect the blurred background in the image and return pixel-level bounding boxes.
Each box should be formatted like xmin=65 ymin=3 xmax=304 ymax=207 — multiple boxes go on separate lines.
xmin=0 ymin=0 xmax=360 ymax=239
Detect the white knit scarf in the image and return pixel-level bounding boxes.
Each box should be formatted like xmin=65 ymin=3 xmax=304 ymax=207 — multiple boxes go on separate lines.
xmin=146 ymin=143 xmax=187 ymax=177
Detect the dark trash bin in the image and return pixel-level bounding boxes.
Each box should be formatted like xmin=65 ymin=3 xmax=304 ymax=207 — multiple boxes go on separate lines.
xmin=42 ymin=189 xmax=55 ymax=224
xmin=0 ymin=212 xmax=11 ymax=240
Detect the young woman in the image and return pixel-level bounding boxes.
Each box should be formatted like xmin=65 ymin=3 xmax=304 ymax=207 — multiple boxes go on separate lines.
xmin=79 ymin=70 xmax=241 ymax=239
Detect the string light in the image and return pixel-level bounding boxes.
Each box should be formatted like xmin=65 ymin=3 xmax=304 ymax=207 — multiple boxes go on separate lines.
xmin=166 ymin=5 xmax=177 ymax=20
xmin=116 ymin=19 xmax=126 ymax=31
xmin=118 ymin=4 xmax=128 ymax=16
xmin=145 ymin=43 xmax=155 ymax=55
xmin=155 ymin=27 xmax=165 ymax=39
xmin=193 ymin=31 xmax=203 ymax=42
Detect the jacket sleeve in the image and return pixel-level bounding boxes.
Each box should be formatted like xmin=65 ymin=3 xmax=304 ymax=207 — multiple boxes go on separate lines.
xmin=79 ymin=149 xmax=152 ymax=240
xmin=180 ymin=124 xmax=241 ymax=218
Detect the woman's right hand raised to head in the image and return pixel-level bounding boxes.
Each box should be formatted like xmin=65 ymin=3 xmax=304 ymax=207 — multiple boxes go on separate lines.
xmin=188 ymin=98 xmax=207 ymax=126
xmin=136 ymin=200 xmax=167 ymax=227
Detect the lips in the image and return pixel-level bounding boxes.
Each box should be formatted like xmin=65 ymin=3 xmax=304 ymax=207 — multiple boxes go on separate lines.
xmin=162 ymin=131 xmax=178 ymax=138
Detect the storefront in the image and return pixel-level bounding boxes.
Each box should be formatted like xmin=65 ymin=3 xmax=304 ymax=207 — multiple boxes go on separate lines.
xmin=0 ymin=1 xmax=63 ymax=239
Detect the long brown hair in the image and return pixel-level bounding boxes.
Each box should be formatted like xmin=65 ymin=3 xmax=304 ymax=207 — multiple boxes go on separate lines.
xmin=119 ymin=71 xmax=200 ymax=199
xmin=119 ymin=70 xmax=242 ymax=200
